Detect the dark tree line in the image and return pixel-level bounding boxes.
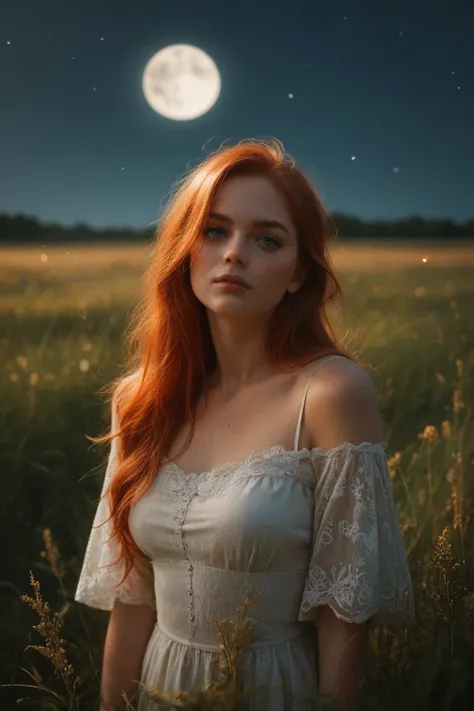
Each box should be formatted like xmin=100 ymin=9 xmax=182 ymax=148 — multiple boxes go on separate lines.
xmin=0 ymin=211 xmax=473 ymax=244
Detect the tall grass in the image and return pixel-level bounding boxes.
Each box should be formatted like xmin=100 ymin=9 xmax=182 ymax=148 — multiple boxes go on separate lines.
xmin=0 ymin=246 xmax=473 ymax=710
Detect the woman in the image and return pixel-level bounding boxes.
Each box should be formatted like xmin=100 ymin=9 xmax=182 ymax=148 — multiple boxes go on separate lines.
xmin=75 ymin=138 xmax=415 ymax=711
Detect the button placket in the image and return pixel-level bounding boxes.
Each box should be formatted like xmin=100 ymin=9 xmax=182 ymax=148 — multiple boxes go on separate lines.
xmin=170 ymin=472 xmax=200 ymax=641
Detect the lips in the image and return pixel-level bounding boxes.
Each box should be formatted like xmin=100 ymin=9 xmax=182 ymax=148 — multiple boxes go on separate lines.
xmin=214 ymin=274 xmax=250 ymax=288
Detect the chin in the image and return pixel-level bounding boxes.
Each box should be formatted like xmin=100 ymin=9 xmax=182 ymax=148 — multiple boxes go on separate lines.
xmin=208 ymin=303 xmax=252 ymax=315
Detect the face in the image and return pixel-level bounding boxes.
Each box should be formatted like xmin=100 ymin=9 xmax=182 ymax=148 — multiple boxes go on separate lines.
xmin=189 ymin=174 xmax=305 ymax=321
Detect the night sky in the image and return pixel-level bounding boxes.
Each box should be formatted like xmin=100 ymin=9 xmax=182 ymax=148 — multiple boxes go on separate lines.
xmin=1 ymin=0 xmax=472 ymax=230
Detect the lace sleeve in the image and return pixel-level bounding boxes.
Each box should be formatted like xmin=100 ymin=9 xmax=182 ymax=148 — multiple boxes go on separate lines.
xmin=298 ymin=442 xmax=415 ymax=628
xmin=74 ymin=397 xmax=156 ymax=612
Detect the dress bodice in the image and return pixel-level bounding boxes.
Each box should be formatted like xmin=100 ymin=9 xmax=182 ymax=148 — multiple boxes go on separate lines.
xmin=130 ymin=445 xmax=317 ymax=649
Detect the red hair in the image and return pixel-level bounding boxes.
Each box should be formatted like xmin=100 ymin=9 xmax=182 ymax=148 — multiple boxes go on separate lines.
xmin=89 ymin=138 xmax=356 ymax=586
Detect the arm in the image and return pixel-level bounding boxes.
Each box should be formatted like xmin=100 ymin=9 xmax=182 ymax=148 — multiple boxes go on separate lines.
xmin=316 ymin=607 xmax=369 ymax=711
xmin=101 ymin=600 xmax=156 ymax=711
xmin=305 ymin=360 xmax=384 ymax=710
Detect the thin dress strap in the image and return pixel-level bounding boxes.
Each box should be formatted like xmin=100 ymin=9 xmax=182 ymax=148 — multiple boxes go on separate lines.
xmin=293 ymin=355 xmax=348 ymax=451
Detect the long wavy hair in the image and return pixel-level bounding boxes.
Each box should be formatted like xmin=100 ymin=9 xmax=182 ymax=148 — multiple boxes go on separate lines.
xmin=88 ymin=137 xmax=356 ymax=586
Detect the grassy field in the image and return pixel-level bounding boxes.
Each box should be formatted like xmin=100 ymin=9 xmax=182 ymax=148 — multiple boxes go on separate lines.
xmin=1 ymin=241 xmax=473 ymax=711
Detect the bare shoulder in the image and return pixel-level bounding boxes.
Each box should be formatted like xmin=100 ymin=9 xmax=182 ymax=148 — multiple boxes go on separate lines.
xmin=303 ymin=357 xmax=385 ymax=450
xmin=112 ymin=369 xmax=143 ymax=418
xmin=117 ymin=369 xmax=143 ymax=397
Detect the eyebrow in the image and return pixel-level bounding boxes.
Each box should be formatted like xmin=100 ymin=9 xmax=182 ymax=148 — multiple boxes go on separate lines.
xmin=209 ymin=211 xmax=290 ymax=236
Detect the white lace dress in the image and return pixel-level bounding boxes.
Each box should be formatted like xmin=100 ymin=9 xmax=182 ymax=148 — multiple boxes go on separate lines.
xmin=75 ymin=384 xmax=415 ymax=710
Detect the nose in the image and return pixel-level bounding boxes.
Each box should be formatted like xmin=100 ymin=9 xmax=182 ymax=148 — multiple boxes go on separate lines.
xmin=222 ymin=232 xmax=248 ymax=265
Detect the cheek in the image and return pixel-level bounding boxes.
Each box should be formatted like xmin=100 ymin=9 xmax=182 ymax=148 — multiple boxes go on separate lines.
xmin=189 ymin=245 xmax=207 ymax=280
xmin=189 ymin=245 xmax=217 ymax=298
xmin=190 ymin=242 xmax=213 ymax=270
xmin=258 ymin=259 xmax=295 ymax=289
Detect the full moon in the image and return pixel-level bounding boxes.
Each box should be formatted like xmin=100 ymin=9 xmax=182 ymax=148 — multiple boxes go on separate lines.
xmin=142 ymin=44 xmax=221 ymax=121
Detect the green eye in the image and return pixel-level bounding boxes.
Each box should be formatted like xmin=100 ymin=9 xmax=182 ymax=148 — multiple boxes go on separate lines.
xmin=260 ymin=235 xmax=281 ymax=247
xmin=204 ymin=226 xmax=225 ymax=238
xmin=203 ymin=226 xmax=281 ymax=248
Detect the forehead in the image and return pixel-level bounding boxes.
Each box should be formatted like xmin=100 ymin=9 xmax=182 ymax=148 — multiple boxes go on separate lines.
xmin=212 ymin=174 xmax=295 ymax=230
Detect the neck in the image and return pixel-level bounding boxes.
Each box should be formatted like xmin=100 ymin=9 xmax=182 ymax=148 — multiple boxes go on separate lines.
xmin=206 ymin=313 xmax=278 ymax=396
